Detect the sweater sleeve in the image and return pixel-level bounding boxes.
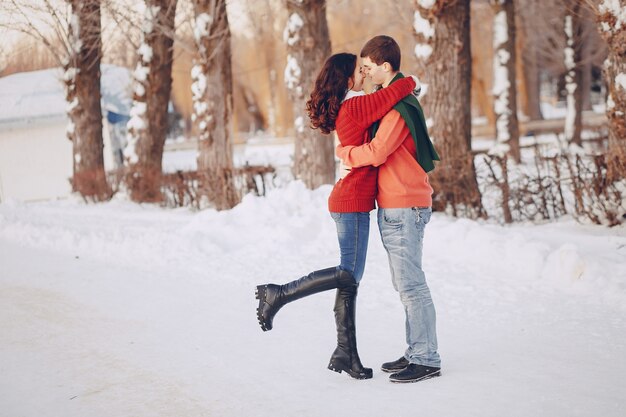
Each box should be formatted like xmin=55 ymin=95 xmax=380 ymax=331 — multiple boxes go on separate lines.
xmin=342 ymin=77 xmax=415 ymax=128
xmin=336 ymin=110 xmax=407 ymax=168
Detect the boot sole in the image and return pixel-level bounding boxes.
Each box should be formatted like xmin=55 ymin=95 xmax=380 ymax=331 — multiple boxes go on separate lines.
xmin=389 ymin=370 xmax=441 ymax=384
xmin=328 ymin=362 xmax=373 ymax=380
xmin=381 ymin=366 xmax=408 ymax=373
xmin=255 ymin=285 xmax=271 ymax=332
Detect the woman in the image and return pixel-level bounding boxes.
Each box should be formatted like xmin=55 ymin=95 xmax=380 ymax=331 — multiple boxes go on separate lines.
xmin=255 ymin=53 xmax=416 ymax=380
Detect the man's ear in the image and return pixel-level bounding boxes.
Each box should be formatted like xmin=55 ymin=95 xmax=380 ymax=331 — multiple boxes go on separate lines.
xmin=382 ymin=62 xmax=392 ymax=73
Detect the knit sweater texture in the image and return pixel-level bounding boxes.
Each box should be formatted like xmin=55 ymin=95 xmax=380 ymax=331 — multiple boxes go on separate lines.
xmin=327 ymin=77 xmax=416 ymax=213
xmin=337 ymin=109 xmax=433 ymax=209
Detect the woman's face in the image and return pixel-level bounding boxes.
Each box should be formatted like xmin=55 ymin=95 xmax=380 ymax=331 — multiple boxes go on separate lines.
xmin=349 ymin=63 xmax=365 ymax=91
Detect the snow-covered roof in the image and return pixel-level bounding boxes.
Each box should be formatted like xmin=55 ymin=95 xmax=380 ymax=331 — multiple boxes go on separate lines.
xmin=0 ymin=64 xmax=132 ymax=128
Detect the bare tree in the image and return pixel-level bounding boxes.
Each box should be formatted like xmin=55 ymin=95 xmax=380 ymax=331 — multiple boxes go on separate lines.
xmin=284 ymin=0 xmax=333 ymax=189
xmin=516 ymin=0 xmax=543 ymax=120
xmin=2 ymin=0 xmax=110 ymax=201
xmin=191 ymin=0 xmax=240 ymax=210
xmin=413 ymin=0 xmax=485 ymax=218
xmin=125 ymin=0 xmax=177 ymax=202
xmin=490 ymin=0 xmax=520 ymax=162
xmin=244 ymin=0 xmax=280 ymax=136
xmin=67 ymin=0 xmax=110 ymax=200
xmin=563 ymin=0 xmax=584 ymax=147
xmin=590 ymin=0 xmax=626 ymax=183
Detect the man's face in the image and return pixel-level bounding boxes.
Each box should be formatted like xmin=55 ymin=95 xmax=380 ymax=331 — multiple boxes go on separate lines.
xmin=361 ymin=56 xmax=387 ymax=86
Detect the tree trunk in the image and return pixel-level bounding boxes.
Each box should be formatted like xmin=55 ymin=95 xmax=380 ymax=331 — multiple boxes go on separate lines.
xmin=192 ymin=0 xmax=240 ymax=210
xmin=414 ymin=0 xmax=485 ymax=218
xmin=596 ymin=0 xmax=626 ymax=183
xmin=284 ymin=0 xmax=333 ymax=189
xmin=491 ymin=0 xmax=520 ymax=162
xmin=580 ymin=6 xmax=597 ymax=112
xmin=515 ymin=0 xmax=543 ymax=120
xmin=580 ymin=8 xmax=593 ymax=112
xmin=564 ymin=9 xmax=583 ymax=147
xmin=520 ymin=47 xmax=543 ymax=120
xmin=67 ymin=0 xmax=110 ymax=201
xmin=125 ymin=0 xmax=177 ymax=202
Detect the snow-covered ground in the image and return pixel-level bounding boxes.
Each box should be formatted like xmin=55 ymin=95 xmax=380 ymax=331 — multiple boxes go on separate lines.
xmin=1 ymin=177 xmax=625 ymax=416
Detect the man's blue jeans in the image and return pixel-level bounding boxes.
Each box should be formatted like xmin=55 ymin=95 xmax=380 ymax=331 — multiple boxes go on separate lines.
xmin=330 ymin=212 xmax=370 ymax=283
xmin=378 ymin=207 xmax=441 ymax=368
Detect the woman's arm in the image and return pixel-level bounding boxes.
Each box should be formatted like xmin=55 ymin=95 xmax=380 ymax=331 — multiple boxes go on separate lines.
xmin=342 ymin=76 xmax=416 ymax=128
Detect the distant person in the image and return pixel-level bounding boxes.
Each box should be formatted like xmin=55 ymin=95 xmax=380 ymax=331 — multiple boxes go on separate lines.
xmin=255 ymin=52 xmax=417 ymax=380
xmin=336 ymin=35 xmax=441 ymax=383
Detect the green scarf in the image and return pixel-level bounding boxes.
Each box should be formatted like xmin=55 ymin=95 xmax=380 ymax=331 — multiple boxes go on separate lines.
xmin=371 ymin=72 xmax=440 ymax=173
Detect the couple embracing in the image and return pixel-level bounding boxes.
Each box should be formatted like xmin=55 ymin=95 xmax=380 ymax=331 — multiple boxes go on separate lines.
xmin=255 ymin=35 xmax=441 ymax=384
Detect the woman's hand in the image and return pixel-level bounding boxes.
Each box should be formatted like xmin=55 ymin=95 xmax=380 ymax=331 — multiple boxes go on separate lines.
xmin=408 ymin=75 xmax=422 ymax=98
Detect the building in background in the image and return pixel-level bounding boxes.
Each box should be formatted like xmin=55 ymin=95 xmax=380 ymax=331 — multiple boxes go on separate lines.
xmin=0 ymin=65 xmax=132 ymax=202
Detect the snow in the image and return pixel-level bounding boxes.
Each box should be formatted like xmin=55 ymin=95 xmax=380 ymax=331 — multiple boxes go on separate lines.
xmin=1 ymin=177 xmax=625 ymax=416
xmin=414 ymin=43 xmax=433 ymax=60
xmin=138 ymin=44 xmax=153 ymax=64
xmin=599 ymin=0 xmax=626 ymax=31
xmin=492 ymin=9 xmax=511 ymax=146
xmin=493 ymin=10 xmax=508 ymax=47
xmin=133 ymin=63 xmax=150 ymax=83
xmin=294 ymin=115 xmax=304 ymax=133
xmin=69 ymin=11 xmax=83 ymax=54
xmin=284 ymin=54 xmax=302 ymax=91
xmin=413 ymin=9 xmax=434 ymax=60
xmin=63 ymin=67 xmax=78 ymax=82
xmin=417 ymin=0 xmax=437 ymax=8
xmin=487 ymin=141 xmax=510 ymax=157
xmin=413 ymin=11 xmax=434 ymax=39
xmin=616 ymin=73 xmax=626 ymax=90
xmin=66 ymin=120 xmax=75 ymax=136
xmin=283 ymin=12 xmax=304 ymax=46
xmin=191 ymin=65 xmax=207 ymax=101
xmin=191 ymin=64 xmax=211 ymax=141
xmin=66 ymin=97 xmax=79 ymax=113
xmin=607 ymin=93 xmax=616 ymax=110
xmin=140 ymin=5 xmax=161 ymax=34
xmin=564 ymin=15 xmax=577 ymax=142
xmin=193 ymin=13 xmax=213 ymax=42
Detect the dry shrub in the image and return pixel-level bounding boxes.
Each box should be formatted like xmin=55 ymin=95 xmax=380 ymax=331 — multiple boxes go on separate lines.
xmin=107 ymin=165 xmax=276 ymax=210
xmin=478 ymin=144 xmax=624 ymax=226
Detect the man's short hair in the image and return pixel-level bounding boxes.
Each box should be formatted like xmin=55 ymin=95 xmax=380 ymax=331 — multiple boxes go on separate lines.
xmin=360 ymin=35 xmax=401 ymax=71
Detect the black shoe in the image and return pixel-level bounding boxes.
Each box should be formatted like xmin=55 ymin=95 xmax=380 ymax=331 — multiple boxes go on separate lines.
xmin=389 ymin=364 xmax=441 ymax=383
xmin=381 ymin=356 xmax=409 ymax=373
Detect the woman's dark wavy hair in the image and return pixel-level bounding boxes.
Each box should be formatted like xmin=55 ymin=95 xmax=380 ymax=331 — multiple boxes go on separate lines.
xmin=306 ymin=53 xmax=357 ymax=134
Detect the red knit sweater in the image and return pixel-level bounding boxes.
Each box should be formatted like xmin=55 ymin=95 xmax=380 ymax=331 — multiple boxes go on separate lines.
xmin=328 ymin=77 xmax=416 ymax=212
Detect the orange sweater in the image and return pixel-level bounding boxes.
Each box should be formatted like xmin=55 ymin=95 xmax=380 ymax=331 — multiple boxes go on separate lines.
xmin=336 ymin=109 xmax=433 ymax=208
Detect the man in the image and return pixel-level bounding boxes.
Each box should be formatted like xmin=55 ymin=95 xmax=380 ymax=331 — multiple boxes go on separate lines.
xmin=336 ymin=35 xmax=441 ymax=383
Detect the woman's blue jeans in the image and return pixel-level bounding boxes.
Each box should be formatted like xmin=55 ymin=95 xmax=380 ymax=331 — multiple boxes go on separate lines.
xmin=330 ymin=212 xmax=370 ymax=283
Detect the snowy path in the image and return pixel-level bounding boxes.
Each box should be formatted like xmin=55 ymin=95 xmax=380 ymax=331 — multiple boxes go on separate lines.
xmin=1 ymin=185 xmax=625 ymax=417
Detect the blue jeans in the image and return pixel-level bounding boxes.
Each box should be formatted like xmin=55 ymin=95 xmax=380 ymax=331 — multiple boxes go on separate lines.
xmin=377 ymin=207 xmax=441 ymax=368
xmin=330 ymin=212 xmax=370 ymax=283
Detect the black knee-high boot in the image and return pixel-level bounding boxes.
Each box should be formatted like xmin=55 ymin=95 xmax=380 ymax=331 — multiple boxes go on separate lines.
xmin=327 ymin=284 xmax=373 ymax=379
xmin=255 ymin=267 xmax=355 ymax=331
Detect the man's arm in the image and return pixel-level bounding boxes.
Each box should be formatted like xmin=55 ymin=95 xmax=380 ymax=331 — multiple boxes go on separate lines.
xmin=336 ymin=110 xmax=407 ymax=168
